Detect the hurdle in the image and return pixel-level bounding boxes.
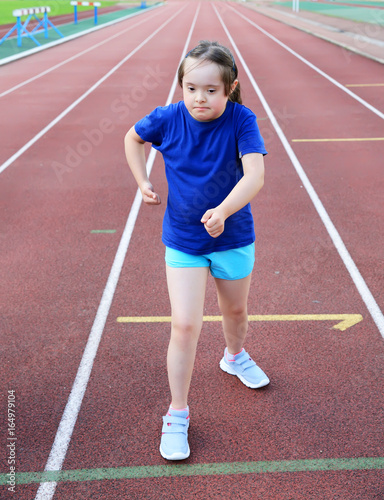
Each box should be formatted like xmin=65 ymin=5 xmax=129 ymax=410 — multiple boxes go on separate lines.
xmin=70 ymin=1 xmax=101 ymax=25
xmin=0 ymin=7 xmax=64 ymax=47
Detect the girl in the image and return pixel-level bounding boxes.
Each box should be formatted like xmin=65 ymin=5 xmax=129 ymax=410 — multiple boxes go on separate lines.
xmin=124 ymin=40 xmax=269 ymax=461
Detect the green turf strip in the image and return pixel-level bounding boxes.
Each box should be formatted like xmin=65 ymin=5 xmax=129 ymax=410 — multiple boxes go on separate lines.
xmin=305 ymin=0 xmax=384 ymax=6
xmin=1 ymin=457 xmax=383 ymax=486
xmin=275 ymin=1 xmax=384 ymax=24
xmin=0 ymin=1 xmax=131 ymax=25
xmin=90 ymin=229 xmax=116 ymax=233
xmin=0 ymin=6 xmax=144 ymax=60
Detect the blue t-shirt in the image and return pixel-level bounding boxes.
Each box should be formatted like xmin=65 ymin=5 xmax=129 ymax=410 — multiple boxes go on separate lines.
xmin=134 ymin=100 xmax=267 ymax=255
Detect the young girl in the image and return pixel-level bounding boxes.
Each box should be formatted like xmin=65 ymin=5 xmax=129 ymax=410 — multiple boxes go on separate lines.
xmin=125 ymin=40 xmax=269 ymax=461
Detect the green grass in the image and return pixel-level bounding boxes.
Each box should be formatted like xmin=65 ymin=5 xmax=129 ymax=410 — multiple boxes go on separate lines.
xmin=0 ymin=0 xmax=126 ymax=25
xmin=275 ymin=0 xmax=384 ymax=24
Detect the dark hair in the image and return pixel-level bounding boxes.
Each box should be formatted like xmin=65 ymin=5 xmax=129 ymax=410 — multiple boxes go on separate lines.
xmin=178 ymin=40 xmax=242 ymax=104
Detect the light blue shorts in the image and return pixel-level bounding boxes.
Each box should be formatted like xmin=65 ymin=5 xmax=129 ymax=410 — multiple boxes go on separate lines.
xmin=165 ymin=243 xmax=255 ymax=280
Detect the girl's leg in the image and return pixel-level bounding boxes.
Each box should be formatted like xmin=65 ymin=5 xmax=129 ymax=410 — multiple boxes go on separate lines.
xmin=214 ymin=274 xmax=252 ymax=354
xmin=215 ymin=273 xmax=269 ymax=389
xmin=166 ymin=265 xmax=209 ymax=409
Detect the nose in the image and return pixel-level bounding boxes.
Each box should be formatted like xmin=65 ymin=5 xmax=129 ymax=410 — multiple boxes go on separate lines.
xmin=195 ymin=90 xmax=206 ymax=103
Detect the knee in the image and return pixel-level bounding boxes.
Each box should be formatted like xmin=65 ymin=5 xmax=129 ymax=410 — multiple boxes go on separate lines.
xmin=171 ymin=318 xmax=202 ymax=344
xmin=221 ymin=303 xmax=247 ymax=321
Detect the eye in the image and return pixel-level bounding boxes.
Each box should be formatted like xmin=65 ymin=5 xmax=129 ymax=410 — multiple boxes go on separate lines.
xmin=207 ymin=89 xmax=216 ymax=94
xmin=187 ymin=86 xmax=195 ymax=92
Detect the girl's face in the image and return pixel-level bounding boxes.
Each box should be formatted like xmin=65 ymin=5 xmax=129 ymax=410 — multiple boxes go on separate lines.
xmin=182 ymin=58 xmax=238 ymax=122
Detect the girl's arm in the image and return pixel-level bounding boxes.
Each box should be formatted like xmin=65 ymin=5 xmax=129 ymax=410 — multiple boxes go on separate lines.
xmin=201 ymin=153 xmax=264 ymax=238
xmin=124 ymin=126 xmax=161 ymax=205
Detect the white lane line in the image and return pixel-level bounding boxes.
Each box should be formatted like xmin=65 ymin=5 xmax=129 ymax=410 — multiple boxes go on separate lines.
xmin=214 ymin=4 xmax=384 ymax=339
xmin=0 ymin=9 xmax=162 ymax=98
xmin=226 ymin=3 xmax=384 ymax=121
xmin=0 ymin=4 xmax=164 ymax=67
xmin=0 ymin=6 xmax=183 ymax=177
xmin=34 ymin=4 xmax=199 ymax=499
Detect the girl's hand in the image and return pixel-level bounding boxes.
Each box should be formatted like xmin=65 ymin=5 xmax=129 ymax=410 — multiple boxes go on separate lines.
xmin=141 ymin=182 xmax=161 ymax=205
xmin=201 ymin=208 xmax=225 ymax=238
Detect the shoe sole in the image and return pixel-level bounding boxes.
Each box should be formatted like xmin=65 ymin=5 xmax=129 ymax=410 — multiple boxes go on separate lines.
xmin=220 ymin=358 xmax=270 ymax=389
xmin=159 ymin=445 xmax=190 ymax=461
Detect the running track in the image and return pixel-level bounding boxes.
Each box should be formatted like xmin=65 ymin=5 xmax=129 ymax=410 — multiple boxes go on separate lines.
xmin=1 ymin=1 xmax=384 ymax=498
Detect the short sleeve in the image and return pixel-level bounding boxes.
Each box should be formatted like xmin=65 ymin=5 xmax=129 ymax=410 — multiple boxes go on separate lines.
xmin=237 ymin=107 xmax=268 ymax=157
xmin=134 ymin=106 xmax=165 ymax=148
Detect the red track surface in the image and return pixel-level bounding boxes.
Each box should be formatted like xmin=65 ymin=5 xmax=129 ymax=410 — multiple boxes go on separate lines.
xmin=1 ymin=1 xmax=383 ymax=498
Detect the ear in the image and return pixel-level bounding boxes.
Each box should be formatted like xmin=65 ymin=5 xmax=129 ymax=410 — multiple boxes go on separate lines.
xmin=230 ymin=79 xmax=239 ymax=94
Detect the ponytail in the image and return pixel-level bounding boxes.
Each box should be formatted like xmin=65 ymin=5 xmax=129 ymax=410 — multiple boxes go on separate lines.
xmin=229 ymin=80 xmax=242 ymax=105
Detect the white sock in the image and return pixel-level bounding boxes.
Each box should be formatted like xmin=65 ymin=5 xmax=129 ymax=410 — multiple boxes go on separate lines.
xmin=169 ymin=405 xmax=189 ymax=415
xmin=226 ymin=348 xmax=243 ymax=362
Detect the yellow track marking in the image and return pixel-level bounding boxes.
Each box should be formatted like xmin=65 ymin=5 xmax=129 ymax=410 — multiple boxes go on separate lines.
xmin=345 ymin=83 xmax=384 ymax=87
xmin=116 ymin=314 xmax=363 ymax=331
